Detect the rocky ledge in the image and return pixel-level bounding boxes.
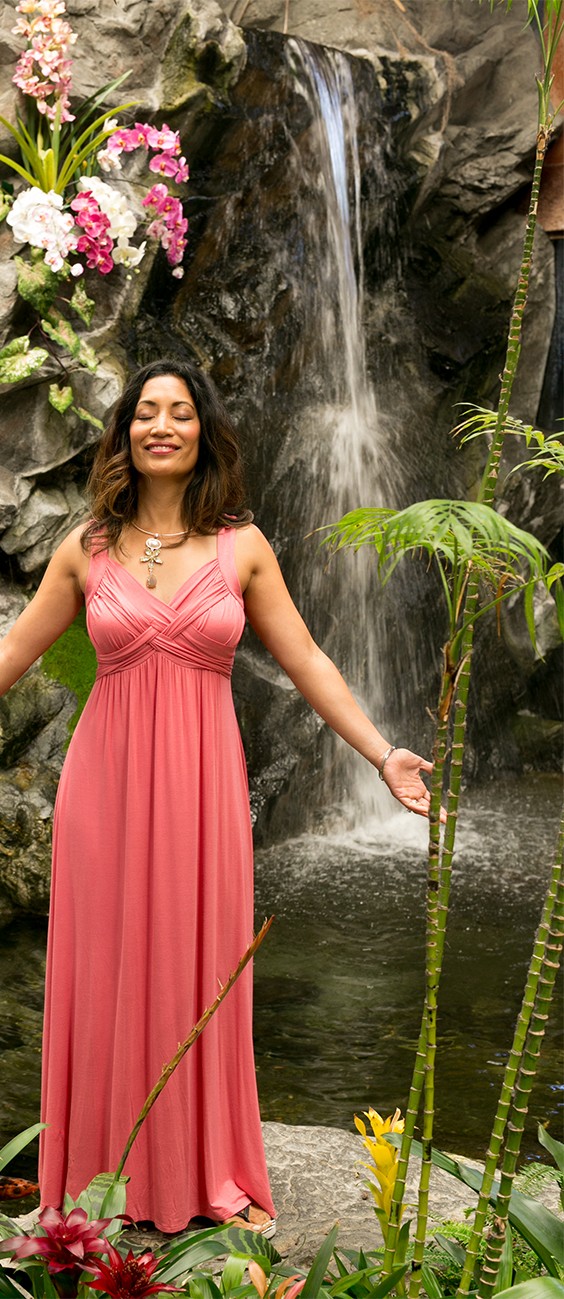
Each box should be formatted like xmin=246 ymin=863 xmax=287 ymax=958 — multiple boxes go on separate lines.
xmin=126 ymin=1123 xmax=561 ymax=1266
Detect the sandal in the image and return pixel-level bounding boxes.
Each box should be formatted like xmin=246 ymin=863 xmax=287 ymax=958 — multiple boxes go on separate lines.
xmin=225 ymin=1203 xmax=277 ymax=1238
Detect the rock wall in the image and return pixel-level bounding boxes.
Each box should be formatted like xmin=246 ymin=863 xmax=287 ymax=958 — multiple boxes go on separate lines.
xmin=0 ymin=0 xmax=561 ymax=922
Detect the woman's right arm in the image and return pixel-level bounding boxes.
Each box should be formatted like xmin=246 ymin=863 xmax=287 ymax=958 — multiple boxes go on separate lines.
xmin=0 ymin=526 xmax=89 ymax=695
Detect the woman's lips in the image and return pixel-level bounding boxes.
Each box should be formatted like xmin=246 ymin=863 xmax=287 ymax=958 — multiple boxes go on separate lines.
xmin=145 ymin=444 xmax=178 ymax=454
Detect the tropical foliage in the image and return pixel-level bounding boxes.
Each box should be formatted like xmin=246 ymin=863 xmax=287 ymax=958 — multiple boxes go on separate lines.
xmin=0 ymin=0 xmax=189 ymax=413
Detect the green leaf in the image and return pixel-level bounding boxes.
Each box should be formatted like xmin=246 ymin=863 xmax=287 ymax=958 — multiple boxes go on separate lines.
xmin=73 ymin=339 xmax=98 ymax=373
xmin=0 ymin=337 xmax=31 ymax=360
xmin=41 ymin=312 xmax=98 ymax=374
xmin=301 ymin=1223 xmax=339 ymax=1299
xmin=99 ymin=1173 xmax=128 ymax=1221
xmin=0 ymin=191 xmax=11 ymax=222
xmin=0 ymin=1213 xmax=19 ymax=1239
xmin=0 ymin=151 xmax=38 ymax=186
xmin=68 ymin=70 xmax=132 ymax=136
xmin=420 ymin=1264 xmax=445 ymax=1299
xmin=189 ymin=1276 xmax=223 ymax=1299
xmin=40 ymin=1271 xmax=59 ymax=1299
xmin=217 ymin=1227 xmax=280 ymax=1274
xmin=156 ymin=1235 xmax=235 ymax=1284
xmin=493 ymin=1281 xmax=564 ymax=1299
xmin=55 ymin=99 xmax=139 ymax=191
xmin=48 ymin=382 xmax=73 ymax=413
xmin=41 ymin=312 xmax=81 ymax=357
xmin=15 ymin=254 xmax=62 ymax=313
xmin=0 ymin=346 xmax=48 ymax=384
xmin=220 ymin=1256 xmax=248 ymax=1292
xmin=0 ymin=1273 xmax=35 ymax=1297
xmin=393 ymin=1219 xmax=412 ymax=1268
xmin=332 ymin=1253 xmax=351 ymax=1280
xmin=69 ymin=281 xmax=95 ymax=327
xmin=433 ymin=1233 xmax=466 ymax=1267
xmin=70 ymin=405 xmax=104 ymax=430
xmin=328 ymin=1265 xmax=381 ymax=1295
xmin=538 ymin=1124 xmax=564 ymax=1176
xmin=365 ymin=1266 xmax=409 ymax=1298
xmin=72 ymin=1173 xmax=126 ymax=1242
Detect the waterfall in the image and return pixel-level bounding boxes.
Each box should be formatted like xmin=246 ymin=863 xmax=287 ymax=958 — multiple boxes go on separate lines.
xmin=280 ymin=39 xmax=407 ymax=828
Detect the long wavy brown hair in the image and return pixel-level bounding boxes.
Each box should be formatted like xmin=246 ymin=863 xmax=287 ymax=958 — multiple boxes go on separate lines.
xmin=81 ymin=358 xmax=253 ymax=554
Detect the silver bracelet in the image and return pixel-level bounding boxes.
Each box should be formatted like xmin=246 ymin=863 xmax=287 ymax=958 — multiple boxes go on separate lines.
xmin=378 ymin=745 xmax=396 ymax=781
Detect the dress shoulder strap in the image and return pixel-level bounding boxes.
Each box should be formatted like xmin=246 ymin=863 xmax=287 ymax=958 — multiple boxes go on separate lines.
xmin=84 ymin=536 xmax=109 ymax=605
xmin=217 ymin=525 xmax=243 ymax=601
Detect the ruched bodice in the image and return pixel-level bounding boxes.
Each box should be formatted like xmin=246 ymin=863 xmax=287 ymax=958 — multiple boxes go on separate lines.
xmin=87 ymin=529 xmax=245 ymax=678
xmin=39 ymin=526 xmax=274 ymax=1233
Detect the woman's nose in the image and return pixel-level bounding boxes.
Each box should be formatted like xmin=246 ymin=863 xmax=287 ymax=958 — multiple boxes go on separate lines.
xmin=152 ymin=410 xmax=170 ymax=432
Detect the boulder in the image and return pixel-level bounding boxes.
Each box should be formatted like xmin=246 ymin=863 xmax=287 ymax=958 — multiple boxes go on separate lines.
xmin=1 ymin=482 xmax=88 ymax=572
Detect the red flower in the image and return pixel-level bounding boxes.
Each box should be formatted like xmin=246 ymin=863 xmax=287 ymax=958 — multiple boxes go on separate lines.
xmin=1 ymin=1205 xmax=112 ymax=1274
xmin=87 ymin=1243 xmax=182 ymax=1296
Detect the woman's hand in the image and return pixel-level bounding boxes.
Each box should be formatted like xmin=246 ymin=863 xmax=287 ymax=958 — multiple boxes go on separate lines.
xmin=381 ymin=747 xmax=445 ymax=821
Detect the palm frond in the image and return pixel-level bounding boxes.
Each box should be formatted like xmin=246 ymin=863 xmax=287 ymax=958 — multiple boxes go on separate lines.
xmin=512 ymin=435 xmax=564 ymax=479
xmin=452 ymin=404 xmax=550 ymax=448
xmin=321 ymin=500 xmax=550 ymax=582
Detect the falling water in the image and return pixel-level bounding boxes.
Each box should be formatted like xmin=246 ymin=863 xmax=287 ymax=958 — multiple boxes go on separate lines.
xmin=282 ymin=40 xmax=409 ymax=829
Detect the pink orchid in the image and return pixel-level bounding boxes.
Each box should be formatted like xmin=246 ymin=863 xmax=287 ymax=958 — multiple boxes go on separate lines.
xmin=76 ymin=231 xmax=114 ymax=273
xmin=174 ymin=157 xmax=189 ymax=184
xmin=146 ymin=124 xmax=180 ymax=153
xmin=70 ymin=191 xmax=111 ymax=239
xmin=1 ymin=1205 xmax=112 ymax=1275
xmin=142 ymin=182 xmax=176 ymax=215
xmin=149 ymin=152 xmax=180 ymax=179
xmin=12 ymin=0 xmax=75 ymax=121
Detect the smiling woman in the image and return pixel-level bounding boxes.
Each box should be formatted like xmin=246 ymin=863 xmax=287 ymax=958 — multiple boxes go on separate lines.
xmin=129 ymin=375 xmax=201 ymax=478
xmin=0 ymin=357 xmax=437 ymax=1237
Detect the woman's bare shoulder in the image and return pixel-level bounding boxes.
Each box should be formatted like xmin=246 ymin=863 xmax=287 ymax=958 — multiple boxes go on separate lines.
xmin=232 ymin=524 xmax=277 ymax=593
xmin=51 ymin=521 xmax=92 ymax=587
xmin=233 ymin=523 xmax=274 ymax=561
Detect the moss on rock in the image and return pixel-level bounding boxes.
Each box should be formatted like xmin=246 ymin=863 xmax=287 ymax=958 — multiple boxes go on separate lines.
xmin=41 ymin=607 xmax=97 ymax=737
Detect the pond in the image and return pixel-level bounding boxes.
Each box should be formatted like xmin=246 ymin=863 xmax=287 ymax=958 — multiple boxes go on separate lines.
xmin=252 ymin=773 xmax=563 ymax=1160
xmin=0 ymin=773 xmax=561 ymax=1201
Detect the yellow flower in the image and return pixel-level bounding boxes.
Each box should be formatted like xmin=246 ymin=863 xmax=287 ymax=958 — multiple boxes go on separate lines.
xmin=354 ymin=1107 xmax=405 ymax=1239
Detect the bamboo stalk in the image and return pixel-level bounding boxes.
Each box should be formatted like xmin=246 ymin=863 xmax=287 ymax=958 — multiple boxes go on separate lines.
xmin=456 ymin=824 xmax=563 ymax=1296
xmin=115 ymin=917 xmax=273 ymax=1179
xmin=380 ymin=709 xmax=447 ymax=1273
xmin=477 ymin=841 xmax=564 ymax=1298
xmin=390 ymin=91 xmax=554 ymax=1286
xmin=407 ymin=648 xmax=474 ymax=1296
xmin=478 ymin=132 xmax=550 ymax=511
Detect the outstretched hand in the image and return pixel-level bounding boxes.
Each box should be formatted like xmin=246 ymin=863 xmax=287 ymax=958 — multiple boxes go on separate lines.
xmin=381 ymin=747 xmax=446 ymax=822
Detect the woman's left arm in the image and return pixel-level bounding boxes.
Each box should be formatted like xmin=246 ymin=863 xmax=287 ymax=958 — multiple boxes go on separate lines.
xmin=238 ymin=526 xmax=435 ymax=819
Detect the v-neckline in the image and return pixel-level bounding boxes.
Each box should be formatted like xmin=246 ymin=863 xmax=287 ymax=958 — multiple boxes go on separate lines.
xmin=106 ymin=554 xmax=219 ymax=609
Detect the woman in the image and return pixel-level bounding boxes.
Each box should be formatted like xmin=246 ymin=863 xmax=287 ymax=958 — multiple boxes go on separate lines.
xmin=0 ymin=359 xmax=435 ymax=1237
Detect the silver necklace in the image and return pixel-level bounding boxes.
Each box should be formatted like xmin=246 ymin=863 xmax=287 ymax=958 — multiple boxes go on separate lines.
xmin=131 ymin=522 xmax=189 ymax=590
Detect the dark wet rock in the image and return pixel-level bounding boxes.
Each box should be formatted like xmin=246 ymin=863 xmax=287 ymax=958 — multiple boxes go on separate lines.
xmin=1 ymin=483 xmax=87 ymax=573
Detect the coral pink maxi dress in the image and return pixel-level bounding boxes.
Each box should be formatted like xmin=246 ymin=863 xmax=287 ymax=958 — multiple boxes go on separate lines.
xmin=39 ymin=527 xmax=275 ymax=1232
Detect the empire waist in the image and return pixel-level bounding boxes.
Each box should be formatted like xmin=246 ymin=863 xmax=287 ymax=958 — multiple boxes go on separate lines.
xmin=94 ymin=635 xmax=234 ymax=679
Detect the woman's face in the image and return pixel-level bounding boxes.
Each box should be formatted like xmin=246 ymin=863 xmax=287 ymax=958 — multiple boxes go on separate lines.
xmin=129 ymin=374 xmax=201 ymax=483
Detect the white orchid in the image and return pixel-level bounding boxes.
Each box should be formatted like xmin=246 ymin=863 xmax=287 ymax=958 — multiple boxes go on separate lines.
xmin=78 ymin=175 xmax=138 ymax=241
xmin=111 ymin=238 xmax=147 ymax=269
xmin=6 ymin=186 xmax=77 ymax=271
